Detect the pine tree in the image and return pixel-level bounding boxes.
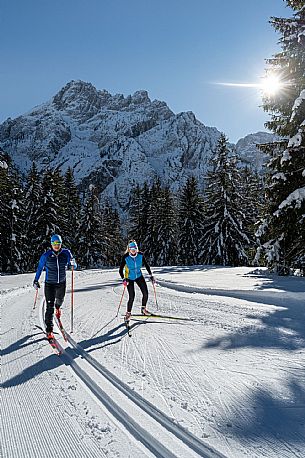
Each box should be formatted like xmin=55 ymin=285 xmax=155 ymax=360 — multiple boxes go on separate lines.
xmin=143 ymin=178 xmax=163 ymax=265
xmin=200 ymin=134 xmax=250 ymax=266
xmin=101 ymin=201 xmax=124 ymax=266
xmin=35 ymin=168 xmax=65 ymax=250
xmin=128 ymin=182 xmax=151 ymax=244
xmin=0 ymin=149 xmax=11 ymax=272
xmin=78 ymin=185 xmax=104 ymax=268
xmin=23 ymin=163 xmax=43 ymax=270
xmin=239 ymin=167 xmax=264 ymax=262
xmin=154 ymin=186 xmax=178 ymax=266
xmin=128 ymin=184 xmax=144 ymax=241
xmin=257 ymin=1 xmax=305 ymax=274
xmin=177 ymin=176 xmax=204 ymax=265
xmin=6 ymin=181 xmax=25 ymax=273
xmin=63 ymin=167 xmax=81 ymax=255
xmin=0 ymin=150 xmax=25 ymax=273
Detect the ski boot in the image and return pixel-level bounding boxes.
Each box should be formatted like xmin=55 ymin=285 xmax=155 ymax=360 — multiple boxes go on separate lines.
xmin=124 ymin=311 xmax=131 ymax=322
xmin=55 ymin=307 xmax=61 ymax=319
xmin=141 ymin=307 xmax=151 ymax=316
xmin=47 ymin=331 xmax=55 ymax=341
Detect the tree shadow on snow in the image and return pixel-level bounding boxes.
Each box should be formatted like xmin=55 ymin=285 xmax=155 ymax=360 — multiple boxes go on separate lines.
xmin=242 ymin=269 xmax=305 ymax=294
xmin=223 ymin=378 xmax=305 ymax=446
xmin=154 ymin=265 xmax=219 ymax=275
xmin=199 ymin=274 xmax=305 ymax=449
xmin=201 ymin=272 xmax=305 ymax=351
xmin=73 ymin=281 xmax=119 ymax=293
xmin=203 ymin=302 xmax=305 ymax=351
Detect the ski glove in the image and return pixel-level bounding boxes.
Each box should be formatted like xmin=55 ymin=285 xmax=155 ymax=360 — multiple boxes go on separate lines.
xmin=70 ymin=258 xmax=77 ymax=269
xmin=33 ymin=280 xmax=40 ymax=290
xmin=123 ymin=279 xmax=129 ymax=287
xmin=150 ymin=276 xmax=156 ymax=284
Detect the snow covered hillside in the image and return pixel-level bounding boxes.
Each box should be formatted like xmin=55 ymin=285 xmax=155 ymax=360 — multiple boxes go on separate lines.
xmin=1 ymin=266 xmax=305 ymax=458
xmin=0 ymin=80 xmax=275 ymax=212
xmin=235 ymin=132 xmax=279 ymax=172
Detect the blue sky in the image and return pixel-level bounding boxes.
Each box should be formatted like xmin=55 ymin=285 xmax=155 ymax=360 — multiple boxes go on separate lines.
xmin=0 ymin=0 xmax=290 ymax=142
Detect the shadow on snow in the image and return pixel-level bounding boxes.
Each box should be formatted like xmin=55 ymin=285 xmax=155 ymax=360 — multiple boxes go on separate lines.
xmin=202 ymin=274 xmax=305 ymax=352
xmin=200 ymin=272 xmax=305 ymax=448
xmin=1 ymin=322 xmax=135 ymax=389
xmin=221 ymin=379 xmax=305 ymax=446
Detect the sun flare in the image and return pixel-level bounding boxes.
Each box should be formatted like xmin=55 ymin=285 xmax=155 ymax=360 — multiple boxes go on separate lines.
xmin=214 ymin=74 xmax=285 ymax=97
xmin=261 ymin=74 xmax=283 ymax=96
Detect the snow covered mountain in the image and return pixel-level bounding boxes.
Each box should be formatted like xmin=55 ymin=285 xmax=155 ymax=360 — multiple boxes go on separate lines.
xmin=0 ymin=80 xmax=275 ymax=210
xmin=236 ymin=131 xmax=278 ymax=172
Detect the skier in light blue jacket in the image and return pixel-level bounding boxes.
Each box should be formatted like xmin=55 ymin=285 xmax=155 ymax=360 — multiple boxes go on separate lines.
xmin=119 ymin=240 xmax=155 ymax=322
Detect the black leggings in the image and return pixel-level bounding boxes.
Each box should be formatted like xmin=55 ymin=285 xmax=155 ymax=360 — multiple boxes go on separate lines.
xmin=44 ymin=282 xmax=66 ymax=332
xmin=126 ymin=276 xmax=148 ymax=313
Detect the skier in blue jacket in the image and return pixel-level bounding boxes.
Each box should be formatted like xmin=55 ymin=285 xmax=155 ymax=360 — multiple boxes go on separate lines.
xmin=33 ymin=234 xmax=76 ymax=339
xmin=119 ymin=240 xmax=155 ymax=322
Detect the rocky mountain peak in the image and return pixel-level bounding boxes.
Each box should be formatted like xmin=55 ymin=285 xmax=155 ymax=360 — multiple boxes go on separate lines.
xmin=236 ymin=131 xmax=279 ymax=171
xmin=131 ymin=90 xmax=151 ymax=105
xmin=52 ymin=80 xmax=103 ymax=119
xmin=51 ymin=81 xmax=162 ymax=118
xmin=0 ymin=80 xmax=274 ymax=214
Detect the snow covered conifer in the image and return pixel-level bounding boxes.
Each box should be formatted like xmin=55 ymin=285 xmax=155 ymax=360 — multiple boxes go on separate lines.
xmin=153 ymin=186 xmax=178 ymax=266
xmin=23 ymin=163 xmax=43 ymax=270
xmin=78 ymin=185 xmax=104 ymax=268
xmin=200 ymin=134 xmax=250 ymax=266
xmin=257 ymin=1 xmax=305 ymax=274
xmin=239 ymin=166 xmax=264 ymax=261
xmin=63 ymin=167 xmax=81 ymax=254
xmin=0 ymin=149 xmax=11 ymax=272
xmin=128 ymin=182 xmax=151 ymax=244
xmin=128 ymin=180 xmax=181 ymax=264
xmin=101 ymin=201 xmax=124 ymax=266
xmin=143 ymin=178 xmax=163 ymax=264
xmin=0 ymin=150 xmax=25 ymax=273
xmin=177 ymin=176 xmax=204 ymax=265
xmin=35 ymin=168 xmax=64 ymax=251
xmin=7 ymin=183 xmax=25 ymax=273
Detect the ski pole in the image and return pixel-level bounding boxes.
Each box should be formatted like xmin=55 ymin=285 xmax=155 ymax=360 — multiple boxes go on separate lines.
xmin=116 ymin=285 xmax=126 ymax=317
xmin=70 ymin=264 xmax=74 ymax=333
xmin=152 ymin=281 xmax=159 ymax=310
xmin=33 ymin=289 xmax=39 ymax=310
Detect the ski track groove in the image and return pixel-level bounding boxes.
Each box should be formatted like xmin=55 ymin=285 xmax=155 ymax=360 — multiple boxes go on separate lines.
xmin=61 ymin=312 xmax=227 ymax=458
xmin=154 ymin=333 xmax=209 ymax=436
xmin=2 ymin=295 xmax=103 ymax=458
xmin=156 ymin=337 xmax=206 ymax=437
xmin=114 ymin=276 xmax=305 ymax=457
xmin=156 ymin=279 xmax=305 ymax=457
xmin=115 ymin=288 xmax=227 ymax=441
xmin=4 ymin=270 xmax=304 ymax=458
xmin=139 ymin=292 xmax=251 ymax=454
xmin=144 ymin=339 xmax=177 ymax=420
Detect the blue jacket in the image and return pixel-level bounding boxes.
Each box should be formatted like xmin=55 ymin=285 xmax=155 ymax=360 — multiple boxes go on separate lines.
xmin=34 ymin=248 xmax=76 ymax=284
xmin=119 ymin=252 xmax=152 ymax=281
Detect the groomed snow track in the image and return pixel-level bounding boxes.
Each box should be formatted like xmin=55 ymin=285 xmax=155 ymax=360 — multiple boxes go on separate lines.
xmin=40 ymin=303 xmax=226 ymax=458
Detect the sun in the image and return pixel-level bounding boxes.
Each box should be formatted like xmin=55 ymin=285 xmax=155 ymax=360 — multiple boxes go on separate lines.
xmin=261 ymin=74 xmax=283 ymax=96
xmin=213 ymin=73 xmax=286 ymax=97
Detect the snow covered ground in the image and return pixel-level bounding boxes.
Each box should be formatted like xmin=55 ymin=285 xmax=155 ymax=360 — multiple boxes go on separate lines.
xmin=1 ymin=266 xmax=305 ymax=457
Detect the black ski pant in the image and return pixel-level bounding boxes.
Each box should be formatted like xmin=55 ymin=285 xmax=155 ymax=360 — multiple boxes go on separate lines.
xmin=126 ymin=275 xmax=148 ymax=313
xmin=44 ymin=281 xmax=66 ymax=332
